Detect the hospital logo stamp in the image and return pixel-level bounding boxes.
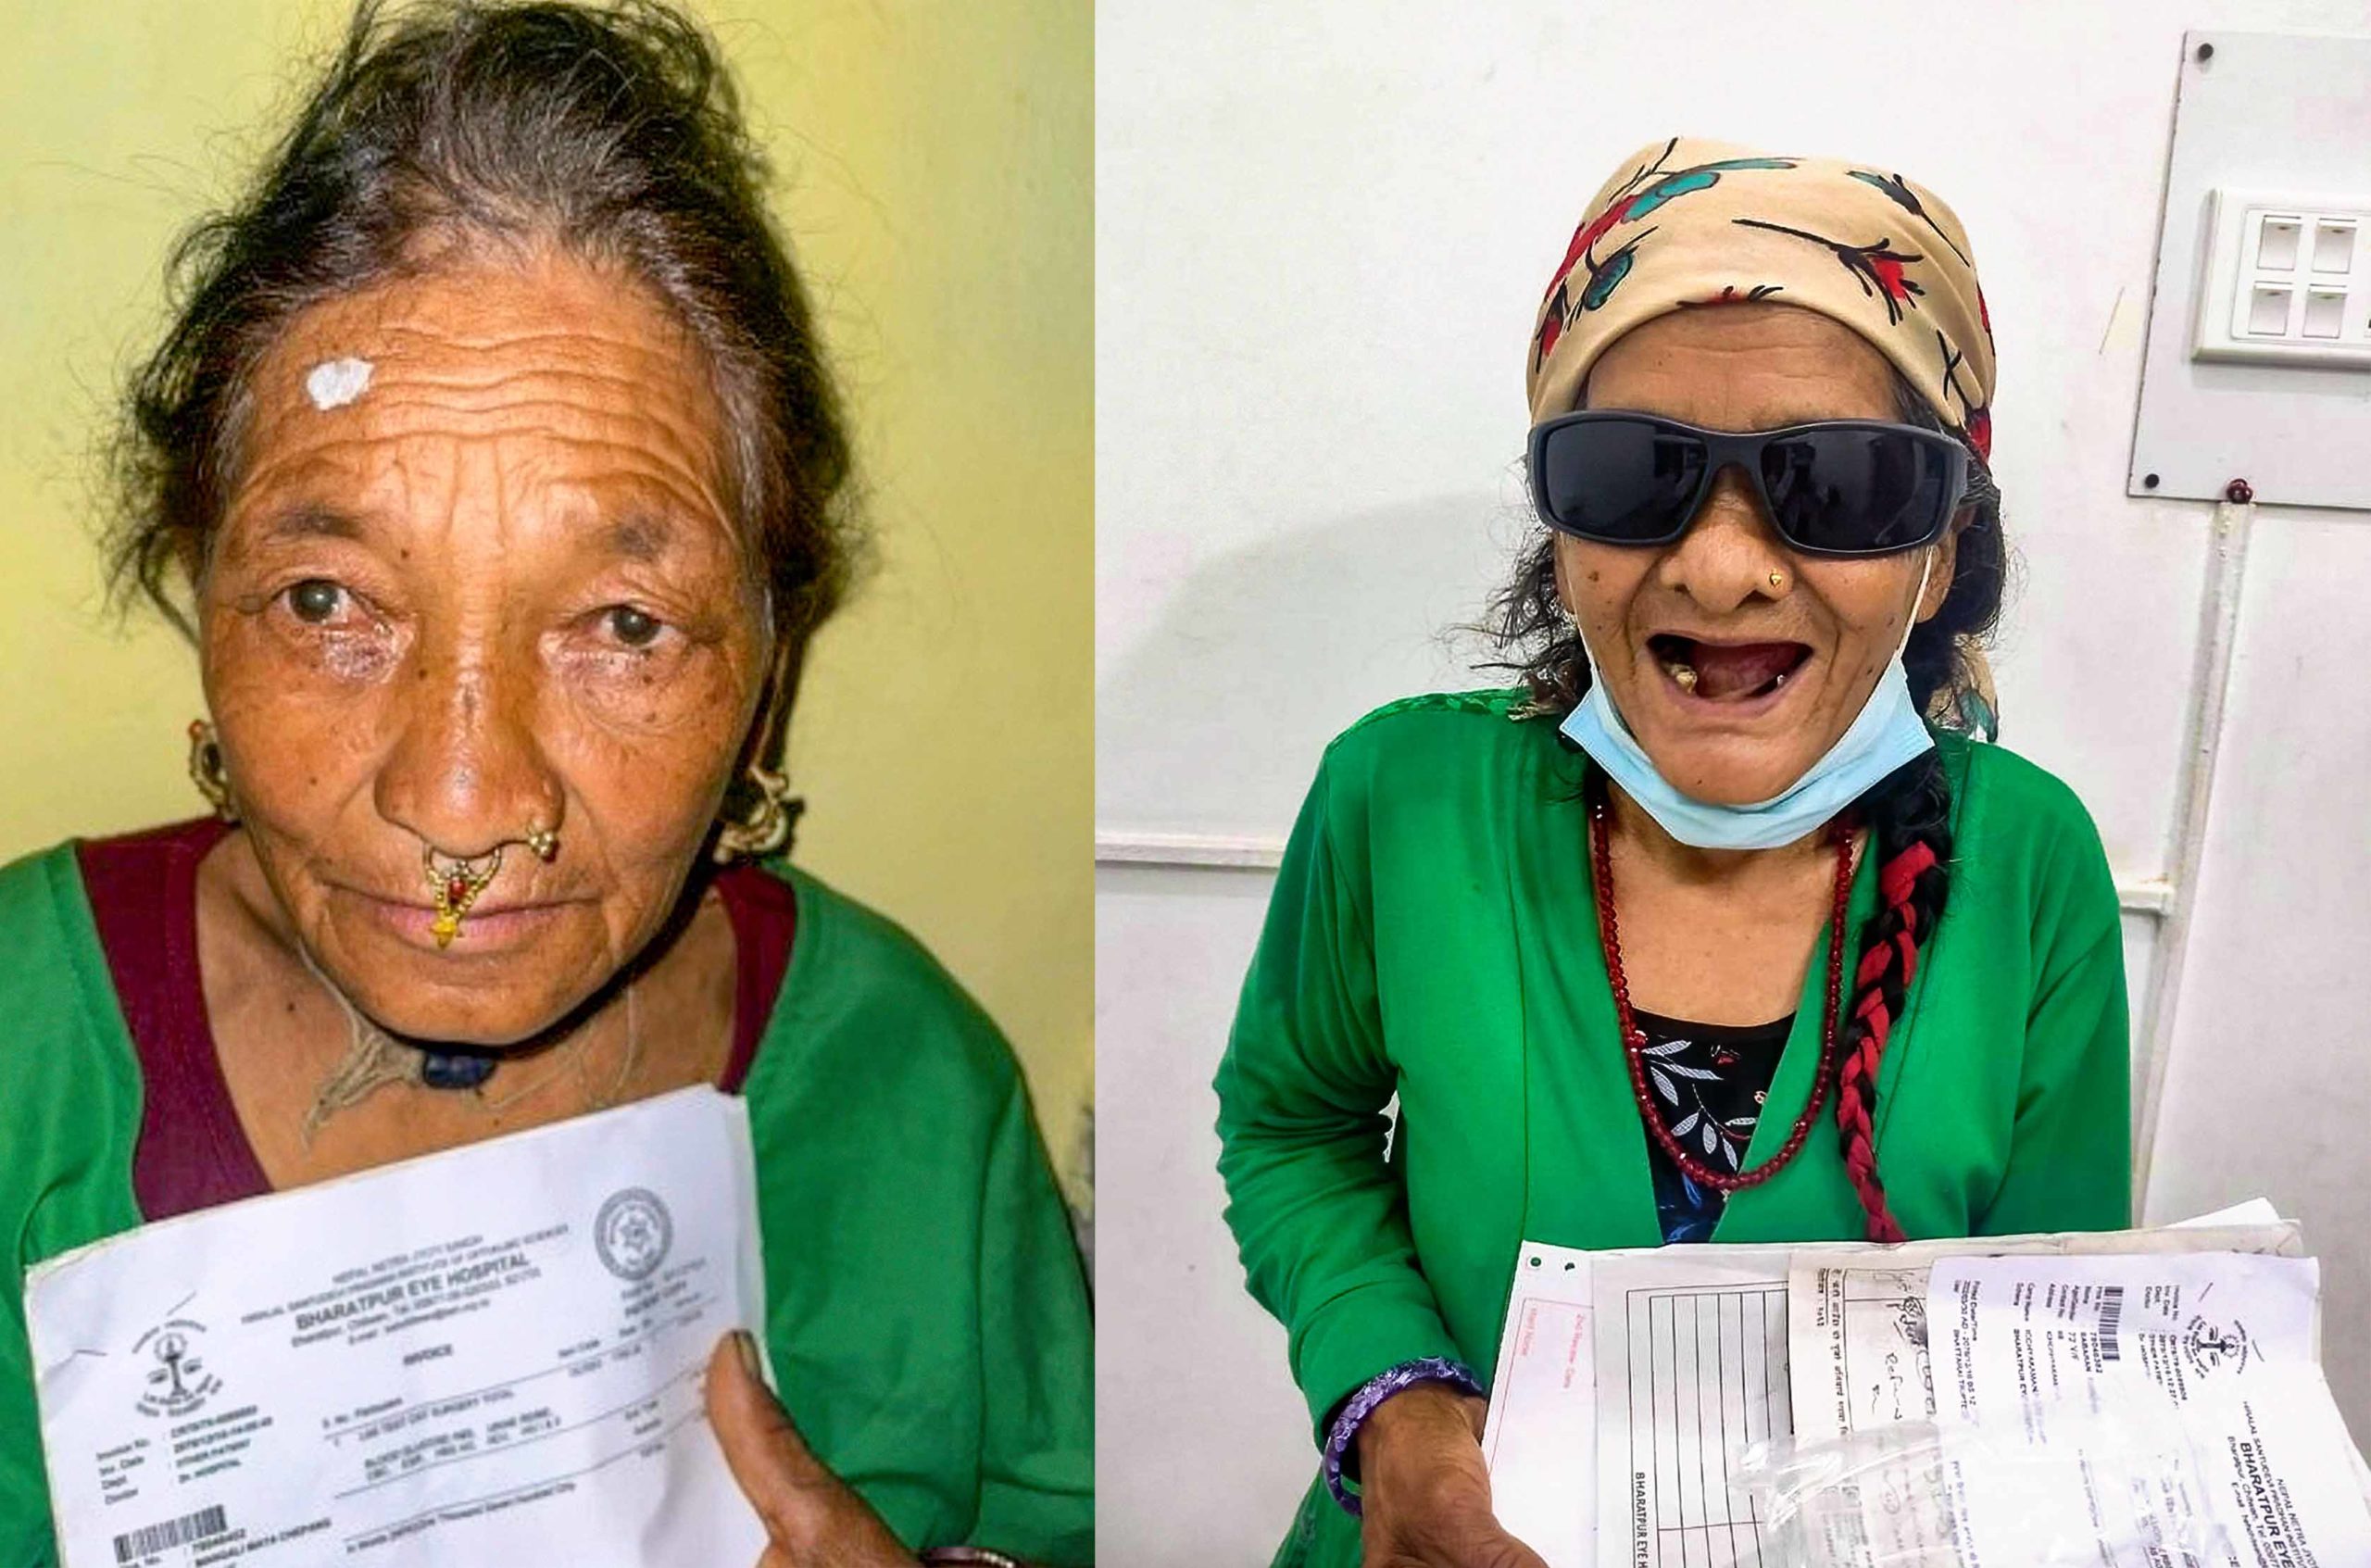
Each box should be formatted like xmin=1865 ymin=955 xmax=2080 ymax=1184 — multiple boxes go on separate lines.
xmin=2184 ymin=1316 xmax=2252 ymax=1378
xmin=133 ymin=1319 xmax=221 ymax=1419
xmin=594 ymin=1188 xmax=674 ymax=1282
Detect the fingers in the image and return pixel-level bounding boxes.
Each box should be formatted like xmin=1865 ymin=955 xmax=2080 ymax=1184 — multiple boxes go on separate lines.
xmin=1469 ymin=1530 xmax=1553 ymax=1568
xmin=705 ymin=1332 xmax=831 ymax=1544
xmin=704 ymin=1334 xmax=916 ymax=1566
xmin=1366 ymin=1522 xmax=1552 ymax=1568
xmin=1356 ymin=1395 xmax=1551 ymax=1568
xmin=1447 ymin=1473 xmax=1551 ymax=1568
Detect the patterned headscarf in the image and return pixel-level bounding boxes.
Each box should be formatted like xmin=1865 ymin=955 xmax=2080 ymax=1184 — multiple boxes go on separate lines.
xmin=1526 ymin=135 xmax=2000 ymax=734
xmin=1527 ymin=135 xmax=1994 ymax=455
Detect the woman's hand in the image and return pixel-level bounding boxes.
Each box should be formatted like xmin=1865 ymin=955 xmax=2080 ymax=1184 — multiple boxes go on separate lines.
xmin=1355 ymin=1382 xmax=1549 ymax=1568
xmin=707 ymin=1334 xmax=918 ymax=1566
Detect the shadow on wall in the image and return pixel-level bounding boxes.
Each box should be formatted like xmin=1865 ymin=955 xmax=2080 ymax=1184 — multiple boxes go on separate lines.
xmin=1096 ymin=490 xmax=1526 ymax=839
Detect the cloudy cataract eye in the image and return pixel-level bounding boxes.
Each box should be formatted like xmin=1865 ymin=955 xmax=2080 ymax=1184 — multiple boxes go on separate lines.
xmin=608 ymin=606 xmax=662 ymax=646
xmin=289 ymin=579 xmax=345 ymax=622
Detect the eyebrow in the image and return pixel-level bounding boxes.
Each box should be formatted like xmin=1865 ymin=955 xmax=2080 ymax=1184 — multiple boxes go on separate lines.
xmin=602 ymin=509 xmax=678 ymax=563
xmin=255 ymin=500 xmax=368 ymax=545
xmin=247 ymin=499 xmax=700 ymax=562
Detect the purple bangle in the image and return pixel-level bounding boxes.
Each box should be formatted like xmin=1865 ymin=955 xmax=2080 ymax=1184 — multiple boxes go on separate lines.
xmin=1321 ymin=1356 xmax=1485 ymax=1516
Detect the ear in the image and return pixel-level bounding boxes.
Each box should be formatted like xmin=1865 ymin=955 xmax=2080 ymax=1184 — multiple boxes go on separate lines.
xmin=1917 ymin=507 xmax=1969 ymax=621
xmin=1549 ymin=538 xmax=1577 ymax=621
xmin=734 ymin=633 xmax=797 ymax=772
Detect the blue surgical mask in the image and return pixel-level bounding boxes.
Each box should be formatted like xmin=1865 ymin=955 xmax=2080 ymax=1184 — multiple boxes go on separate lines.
xmin=1557 ymin=558 xmax=1936 ymax=851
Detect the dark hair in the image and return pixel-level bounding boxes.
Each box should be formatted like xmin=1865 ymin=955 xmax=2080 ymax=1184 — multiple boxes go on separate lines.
xmin=1490 ymin=376 xmax=2004 ymax=1240
xmin=107 ymin=0 xmax=858 ymax=761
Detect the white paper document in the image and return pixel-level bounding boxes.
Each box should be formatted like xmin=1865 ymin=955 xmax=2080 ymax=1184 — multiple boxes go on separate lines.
xmin=1482 ymin=1245 xmax=1598 ymax=1568
xmin=27 ymin=1086 xmax=770 ymax=1568
xmin=1589 ymin=1248 xmax=1794 ymax=1568
xmin=1929 ymin=1251 xmax=2321 ymax=1418
xmin=1789 ymin=1221 xmax=2305 ymax=1445
xmin=1926 ymin=1251 xmax=2371 ymax=1567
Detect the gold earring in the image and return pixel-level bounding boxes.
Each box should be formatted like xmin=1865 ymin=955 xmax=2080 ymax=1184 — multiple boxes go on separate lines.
xmin=187 ymin=720 xmax=237 ymax=822
xmin=712 ymin=764 xmax=801 ymax=864
xmin=423 ymin=845 xmax=504 ymax=948
xmin=523 ymin=824 xmax=559 ymax=862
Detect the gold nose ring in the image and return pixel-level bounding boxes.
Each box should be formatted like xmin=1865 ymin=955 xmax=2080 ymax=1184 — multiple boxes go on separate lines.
xmin=523 ymin=824 xmax=559 ymax=862
xmin=423 ymin=845 xmax=504 ymax=948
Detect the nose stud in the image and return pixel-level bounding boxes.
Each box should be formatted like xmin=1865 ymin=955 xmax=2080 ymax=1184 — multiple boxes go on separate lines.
xmin=423 ymin=845 xmax=504 ymax=948
xmin=1767 ymin=570 xmax=1788 ymax=592
xmin=523 ymin=823 xmax=559 ymax=862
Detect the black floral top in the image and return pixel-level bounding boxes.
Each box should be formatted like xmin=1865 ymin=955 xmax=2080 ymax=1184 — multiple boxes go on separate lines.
xmin=1633 ymin=1007 xmax=1793 ymax=1244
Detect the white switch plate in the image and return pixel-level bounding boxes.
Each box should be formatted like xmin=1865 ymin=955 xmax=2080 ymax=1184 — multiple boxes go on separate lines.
xmin=2131 ymin=30 xmax=2371 ymax=508
xmin=2193 ymin=187 xmax=2371 ymax=367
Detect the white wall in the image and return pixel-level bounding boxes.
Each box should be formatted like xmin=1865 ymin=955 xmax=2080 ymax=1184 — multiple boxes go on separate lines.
xmin=1096 ymin=4 xmax=2371 ymax=1562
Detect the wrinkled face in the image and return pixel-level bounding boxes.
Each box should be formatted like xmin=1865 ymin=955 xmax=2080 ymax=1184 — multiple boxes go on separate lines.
xmin=199 ymin=245 xmax=771 ymax=1043
xmin=1552 ymin=303 xmax=1958 ymax=808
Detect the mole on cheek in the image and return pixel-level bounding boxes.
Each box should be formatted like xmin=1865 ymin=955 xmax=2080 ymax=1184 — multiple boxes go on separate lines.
xmin=1587 ymin=570 xmax=1601 ymax=583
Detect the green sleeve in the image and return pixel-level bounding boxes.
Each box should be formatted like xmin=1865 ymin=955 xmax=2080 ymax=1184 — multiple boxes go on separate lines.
xmin=0 ymin=846 xmax=146 ymax=1568
xmin=1977 ymin=905 xmax=2133 ymax=1236
xmin=0 ymin=1291 xmax=56 ymax=1568
xmin=1212 ymin=751 xmax=1463 ymax=1444
xmin=965 ymin=1073 xmax=1094 ymax=1564
xmin=3 ymin=1237 xmax=53 ymax=1568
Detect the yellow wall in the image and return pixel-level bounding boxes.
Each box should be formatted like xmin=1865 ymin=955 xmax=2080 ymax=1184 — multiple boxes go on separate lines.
xmin=0 ymin=1 xmax=1093 ymax=1185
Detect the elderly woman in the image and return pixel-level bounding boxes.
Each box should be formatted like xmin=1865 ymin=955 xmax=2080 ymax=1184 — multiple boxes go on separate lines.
xmin=1213 ymin=137 xmax=2129 ymax=1568
xmin=0 ymin=4 xmax=1090 ymax=1565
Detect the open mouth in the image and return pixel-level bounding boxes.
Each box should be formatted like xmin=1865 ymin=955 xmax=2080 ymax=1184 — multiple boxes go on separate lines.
xmin=1648 ymin=634 xmax=1812 ymax=704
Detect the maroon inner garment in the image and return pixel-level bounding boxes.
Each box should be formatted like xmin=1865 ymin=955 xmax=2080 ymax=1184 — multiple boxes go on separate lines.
xmin=76 ymin=818 xmax=794 ymax=1221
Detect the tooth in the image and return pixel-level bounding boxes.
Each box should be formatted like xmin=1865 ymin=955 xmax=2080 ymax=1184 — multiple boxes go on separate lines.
xmin=1773 ymin=671 xmax=1788 ymax=688
xmin=1667 ymin=662 xmax=1699 ymax=692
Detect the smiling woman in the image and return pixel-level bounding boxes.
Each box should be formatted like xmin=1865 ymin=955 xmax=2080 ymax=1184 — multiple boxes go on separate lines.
xmin=1211 ymin=138 xmax=2128 ymax=1568
xmin=0 ymin=4 xmax=1089 ymax=1564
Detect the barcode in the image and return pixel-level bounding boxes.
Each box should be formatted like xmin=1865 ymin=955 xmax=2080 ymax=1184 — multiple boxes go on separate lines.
xmin=2098 ymin=1285 xmax=2125 ymax=1362
xmin=113 ymin=1504 xmax=228 ymax=1563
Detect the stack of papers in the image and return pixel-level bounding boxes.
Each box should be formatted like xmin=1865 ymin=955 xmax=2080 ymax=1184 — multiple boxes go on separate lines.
xmin=1482 ymin=1202 xmax=2371 ymax=1568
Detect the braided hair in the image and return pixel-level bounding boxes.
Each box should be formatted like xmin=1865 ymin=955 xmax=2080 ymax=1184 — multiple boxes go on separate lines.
xmin=1487 ymin=370 xmax=2006 ymax=1241
xmin=1834 ymin=754 xmax=1953 ymax=1240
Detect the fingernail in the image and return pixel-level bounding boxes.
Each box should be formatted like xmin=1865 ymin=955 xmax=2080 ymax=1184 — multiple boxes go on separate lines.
xmin=733 ymin=1329 xmax=764 ymax=1383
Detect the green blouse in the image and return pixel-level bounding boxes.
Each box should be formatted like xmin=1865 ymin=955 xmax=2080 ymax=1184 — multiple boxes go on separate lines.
xmin=0 ymin=841 xmax=1093 ymax=1568
xmin=1213 ymin=691 xmax=2131 ymax=1568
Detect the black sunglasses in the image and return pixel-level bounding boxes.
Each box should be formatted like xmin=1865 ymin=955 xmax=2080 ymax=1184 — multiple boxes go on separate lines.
xmin=1525 ymin=411 xmax=1970 ymax=558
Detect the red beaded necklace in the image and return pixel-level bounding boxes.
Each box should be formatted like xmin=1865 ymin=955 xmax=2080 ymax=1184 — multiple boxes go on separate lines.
xmin=1587 ymin=786 xmax=1856 ymax=1194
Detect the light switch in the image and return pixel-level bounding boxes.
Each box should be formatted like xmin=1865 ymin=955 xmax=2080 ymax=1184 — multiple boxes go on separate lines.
xmin=2247 ymin=282 xmax=2292 ymax=335
xmin=2259 ymin=216 xmax=2302 ymax=269
xmin=2312 ymin=220 xmax=2356 ymax=273
xmin=2193 ymin=188 xmax=2371 ymax=367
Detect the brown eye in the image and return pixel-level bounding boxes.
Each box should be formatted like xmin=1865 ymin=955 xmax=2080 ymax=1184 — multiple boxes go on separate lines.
xmin=287 ymin=579 xmax=347 ymax=623
xmin=607 ymin=605 xmax=663 ymax=647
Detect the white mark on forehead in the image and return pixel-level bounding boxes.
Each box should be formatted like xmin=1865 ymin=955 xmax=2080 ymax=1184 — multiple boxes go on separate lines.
xmin=305 ymin=357 xmax=374 ymax=410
